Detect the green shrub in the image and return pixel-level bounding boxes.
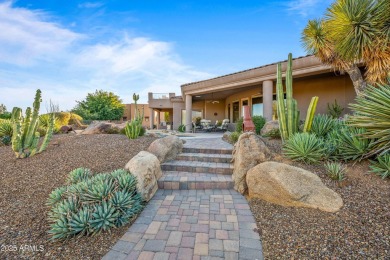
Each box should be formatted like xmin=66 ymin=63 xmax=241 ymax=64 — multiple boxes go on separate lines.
xmin=0 ymin=112 xmax=11 ymax=119
xmin=68 ymin=113 xmax=83 ymax=125
xmin=263 ymin=128 xmax=281 ymax=139
xmin=229 ymin=131 xmax=241 ymax=144
xmin=235 ymin=117 xmax=243 ymax=133
xmin=1 ymin=135 xmax=11 ymax=145
xmin=369 ymin=154 xmax=390 ymax=179
xmin=283 ymin=132 xmax=325 ymax=164
xmin=348 ymin=84 xmax=390 ymax=156
xmin=252 ymin=116 xmax=266 ymax=135
xmin=47 ymin=168 xmax=143 ymax=240
xmin=327 ymin=99 xmax=344 ymax=119
xmin=178 ymin=124 xmax=186 ymax=133
xmin=324 ymin=162 xmax=346 ymax=181
xmin=310 ymin=114 xmax=335 ymax=138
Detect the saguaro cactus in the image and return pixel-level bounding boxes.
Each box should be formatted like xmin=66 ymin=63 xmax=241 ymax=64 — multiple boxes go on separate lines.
xmin=11 ymin=89 xmax=55 ymax=158
xmin=276 ymin=54 xmax=318 ymax=142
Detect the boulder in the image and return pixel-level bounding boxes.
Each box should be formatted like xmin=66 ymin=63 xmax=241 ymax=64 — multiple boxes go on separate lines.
xmin=125 ymin=151 xmax=162 ymax=202
xmin=222 ymin=131 xmax=232 ymax=144
xmin=81 ymin=121 xmax=115 ymax=134
xmin=59 ymin=125 xmax=75 ymax=134
xmin=246 ymin=161 xmax=343 ymax=213
xmin=232 ymin=132 xmax=272 ymax=194
xmin=260 ymin=120 xmax=279 ymax=136
xmin=147 ymin=135 xmax=183 ymax=162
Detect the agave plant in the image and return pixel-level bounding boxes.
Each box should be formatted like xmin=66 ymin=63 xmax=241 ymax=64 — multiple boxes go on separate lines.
xmin=89 ymin=201 xmax=119 ymax=233
xmin=310 ymin=114 xmax=336 ymax=138
xmin=66 ymin=168 xmax=93 ymax=184
xmin=0 ymin=119 xmax=12 ymax=138
xmin=48 ymin=168 xmax=143 ymax=240
xmin=283 ymin=132 xmax=326 ymax=164
xmin=348 ymin=84 xmax=390 ymax=156
xmin=369 ymin=154 xmax=390 ymax=179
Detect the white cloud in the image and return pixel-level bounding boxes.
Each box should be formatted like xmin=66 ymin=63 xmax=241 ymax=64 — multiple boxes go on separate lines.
xmin=285 ymin=0 xmax=324 ymax=16
xmin=78 ymin=2 xmax=104 ymax=9
xmin=0 ymin=2 xmax=211 ymax=112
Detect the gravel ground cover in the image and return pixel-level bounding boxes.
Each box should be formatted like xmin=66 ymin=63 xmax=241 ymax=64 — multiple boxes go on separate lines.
xmin=0 ymin=134 xmax=156 ymax=259
xmin=250 ymin=138 xmax=390 ymax=259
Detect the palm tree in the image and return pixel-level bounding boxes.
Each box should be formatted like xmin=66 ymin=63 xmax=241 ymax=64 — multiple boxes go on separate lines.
xmin=302 ymin=0 xmax=390 ymax=95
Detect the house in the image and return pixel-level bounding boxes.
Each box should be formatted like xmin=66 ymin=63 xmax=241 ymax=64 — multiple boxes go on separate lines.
xmin=122 ymin=103 xmax=166 ymax=129
xmin=148 ymin=55 xmax=356 ymax=131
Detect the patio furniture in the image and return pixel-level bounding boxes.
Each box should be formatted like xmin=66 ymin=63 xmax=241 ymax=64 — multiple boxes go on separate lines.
xmin=216 ymin=119 xmax=229 ymax=132
xmin=200 ymin=119 xmax=214 ymax=132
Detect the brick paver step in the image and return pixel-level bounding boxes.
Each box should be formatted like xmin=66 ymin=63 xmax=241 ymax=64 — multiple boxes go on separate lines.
xmin=161 ymin=160 xmax=233 ymax=175
xmin=176 ymin=153 xmax=232 ymax=163
xmin=183 ymin=147 xmax=233 ymax=155
xmin=158 ymin=171 xmax=233 ymax=190
xmin=103 ymin=189 xmax=263 ymax=260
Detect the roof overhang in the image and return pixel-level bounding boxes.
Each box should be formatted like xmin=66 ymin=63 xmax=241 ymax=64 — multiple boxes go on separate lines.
xmin=181 ymin=55 xmax=333 ymax=97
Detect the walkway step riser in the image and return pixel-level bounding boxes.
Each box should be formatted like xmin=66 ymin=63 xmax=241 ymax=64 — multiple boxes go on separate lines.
xmin=161 ymin=165 xmax=233 ymax=175
xmin=176 ymin=155 xmax=231 ymax=163
xmin=158 ymin=180 xmax=234 ymax=190
xmin=183 ymin=148 xmax=232 ymax=155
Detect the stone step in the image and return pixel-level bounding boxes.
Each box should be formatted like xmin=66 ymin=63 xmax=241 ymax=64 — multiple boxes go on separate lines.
xmin=158 ymin=171 xmax=234 ymax=190
xmin=183 ymin=147 xmax=233 ymax=155
xmin=161 ymin=160 xmax=233 ymax=175
xmin=176 ymin=153 xmax=233 ymax=163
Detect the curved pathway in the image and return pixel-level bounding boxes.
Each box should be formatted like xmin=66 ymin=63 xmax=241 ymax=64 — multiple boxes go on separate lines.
xmin=104 ymin=137 xmax=263 ymax=260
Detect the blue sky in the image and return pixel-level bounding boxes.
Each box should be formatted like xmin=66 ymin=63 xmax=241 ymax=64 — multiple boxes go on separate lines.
xmin=0 ymin=0 xmax=333 ymax=111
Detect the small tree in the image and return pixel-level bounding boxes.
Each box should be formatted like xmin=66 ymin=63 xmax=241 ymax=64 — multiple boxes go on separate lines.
xmin=72 ymin=90 xmax=125 ymax=120
xmin=0 ymin=104 xmax=6 ymax=114
xmin=302 ymin=0 xmax=390 ymax=95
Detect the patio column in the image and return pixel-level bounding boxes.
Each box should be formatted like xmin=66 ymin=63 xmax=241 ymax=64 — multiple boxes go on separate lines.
xmin=149 ymin=108 xmax=154 ymax=129
xmin=185 ymin=94 xmax=192 ymax=133
xmin=156 ymin=111 xmax=161 ymax=129
xmin=263 ymin=80 xmax=273 ymax=122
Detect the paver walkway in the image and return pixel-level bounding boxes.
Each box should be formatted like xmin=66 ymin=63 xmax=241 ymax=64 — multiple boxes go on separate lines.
xmin=104 ymin=137 xmax=263 ymax=260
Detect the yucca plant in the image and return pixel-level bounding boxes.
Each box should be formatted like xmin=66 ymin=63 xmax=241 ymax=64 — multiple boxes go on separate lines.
xmin=369 ymin=154 xmax=390 ymax=179
xmin=310 ymin=114 xmax=336 ymax=138
xmin=324 ymin=161 xmax=346 ymax=181
xmin=0 ymin=119 xmax=13 ymax=138
xmin=283 ymin=132 xmax=326 ymax=164
xmin=348 ymin=84 xmax=390 ymax=156
xmin=47 ymin=168 xmax=143 ymax=240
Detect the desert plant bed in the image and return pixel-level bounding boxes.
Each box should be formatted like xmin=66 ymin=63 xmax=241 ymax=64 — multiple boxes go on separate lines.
xmin=0 ymin=134 xmax=156 ymax=259
xmin=251 ymin=138 xmax=390 ymax=259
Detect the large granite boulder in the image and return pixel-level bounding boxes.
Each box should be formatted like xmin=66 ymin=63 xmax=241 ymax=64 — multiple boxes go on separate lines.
xmin=125 ymin=151 xmax=162 ymax=202
xmin=232 ymin=132 xmax=272 ymax=194
xmin=147 ymin=135 xmax=183 ymax=162
xmin=222 ymin=131 xmax=233 ymax=144
xmin=260 ymin=120 xmax=279 ymax=136
xmin=247 ymin=161 xmax=343 ymax=212
xmin=81 ymin=121 xmax=117 ymax=134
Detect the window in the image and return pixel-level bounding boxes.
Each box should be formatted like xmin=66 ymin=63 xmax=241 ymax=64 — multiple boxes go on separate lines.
xmin=241 ymin=99 xmax=249 ymax=116
xmin=232 ymin=101 xmax=239 ymax=123
xmin=252 ymin=97 xmax=263 ymax=117
xmin=181 ymin=110 xmax=202 ymax=125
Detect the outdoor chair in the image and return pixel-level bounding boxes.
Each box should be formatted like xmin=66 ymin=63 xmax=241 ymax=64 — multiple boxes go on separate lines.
xmin=200 ymin=119 xmax=214 ymax=132
xmin=216 ymin=119 xmax=229 ymax=132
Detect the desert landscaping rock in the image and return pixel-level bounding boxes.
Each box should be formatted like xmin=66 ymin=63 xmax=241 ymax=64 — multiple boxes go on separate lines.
xmin=247 ymin=161 xmax=343 ymax=212
xmin=222 ymin=131 xmax=232 ymax=144
xmin=232 ymin=132 xmax=272 ymax=194
xmin=125 ymin=151 xmax=162 ymax=202
xmin=81 ymin=121 xmax=117 ymax=134
xmin=147 ymin=135 xmax=183 ymax=162
xmin=260 ymin=120 xmax=279 ymax=136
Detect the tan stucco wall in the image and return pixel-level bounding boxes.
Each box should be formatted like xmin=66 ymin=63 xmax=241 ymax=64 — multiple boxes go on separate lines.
xmin=123 ymin=104 xmax=151 ymax=127
xmin=294 ymin=74 xmax=355 ymax=119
